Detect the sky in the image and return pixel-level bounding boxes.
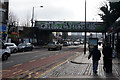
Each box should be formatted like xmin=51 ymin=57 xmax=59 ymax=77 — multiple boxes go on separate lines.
xmin=9 ymin=0 xmax=107 ymax=26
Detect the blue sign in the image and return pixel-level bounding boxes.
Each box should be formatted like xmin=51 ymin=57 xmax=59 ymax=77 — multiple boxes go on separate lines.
xmin=0 ymin=25 xmax=7 ymax=40
xmin=0 ymin=25 xmax=6 ymax=32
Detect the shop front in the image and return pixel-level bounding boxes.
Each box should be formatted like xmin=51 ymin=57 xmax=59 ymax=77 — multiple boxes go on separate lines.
xmin=108 ymin=20 xmax=120 ymax=58
xmin=115 ymin=28 xmax=120 ymax=58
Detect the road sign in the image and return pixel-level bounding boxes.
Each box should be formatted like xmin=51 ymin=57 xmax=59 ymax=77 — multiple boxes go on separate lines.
xmin=35 ymin=21 xmax=105 ymax=32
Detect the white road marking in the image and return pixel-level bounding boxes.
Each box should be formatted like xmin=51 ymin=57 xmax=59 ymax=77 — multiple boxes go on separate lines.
xmin=12 ymin=51 xmax=40 ymax=56
xmin=29 ymin=60 xmax=36 ymax=62
xmin=34 ymin=56 xmax=38 ymax=58
xmin=5 ymin=61 xmax=14 ymax=64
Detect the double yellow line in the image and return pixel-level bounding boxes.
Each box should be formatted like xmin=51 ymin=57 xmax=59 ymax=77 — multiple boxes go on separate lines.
xmin=35 ymin=56 xmax=74 ymax=78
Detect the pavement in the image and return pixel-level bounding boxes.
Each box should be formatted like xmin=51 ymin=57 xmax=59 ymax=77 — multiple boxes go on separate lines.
xmin=46 ymin=45 xmax=120 ymax=80
xmin=2 ymin=45 xmax=120 ymax=80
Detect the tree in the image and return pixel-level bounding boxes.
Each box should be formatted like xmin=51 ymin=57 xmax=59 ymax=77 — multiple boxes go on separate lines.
xmin=8 ymin=11 xmax=19 ymax=34
xmin=99 ymin=1 xmax=120 ymax=31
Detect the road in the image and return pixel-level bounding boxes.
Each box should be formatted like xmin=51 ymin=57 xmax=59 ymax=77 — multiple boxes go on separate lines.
xmin=2 ymin=45 xmax=84 ymax=78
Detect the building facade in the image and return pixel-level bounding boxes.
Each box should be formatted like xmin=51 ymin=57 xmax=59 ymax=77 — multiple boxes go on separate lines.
xmin=0 ymin=0 xmax=9 ymax=40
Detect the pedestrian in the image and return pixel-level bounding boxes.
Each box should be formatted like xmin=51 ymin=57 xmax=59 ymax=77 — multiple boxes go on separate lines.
xmin=112 ymin=49 xmax=115 ymax=58
xmin=88 ymin=45 xmax=101 ymax=74
xmin=102 ymin=43 xmax=106 ymax=71
xmin=102 ymin=43 xmax=112 ymax=73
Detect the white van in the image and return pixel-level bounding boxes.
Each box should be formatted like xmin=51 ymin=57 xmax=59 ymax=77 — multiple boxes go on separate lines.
xmin=0 ymin=40 xmax=11 ymax=61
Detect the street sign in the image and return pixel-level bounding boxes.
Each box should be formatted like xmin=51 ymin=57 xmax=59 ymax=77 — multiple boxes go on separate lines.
xmin=35 ymin=21 xmax=105 ymax=32
xmin=0 ymin=25 xmax=7 ymax=40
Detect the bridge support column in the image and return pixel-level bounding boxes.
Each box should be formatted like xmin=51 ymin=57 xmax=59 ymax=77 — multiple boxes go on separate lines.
xmin=36 ymin=30 xmax=52 ymax=46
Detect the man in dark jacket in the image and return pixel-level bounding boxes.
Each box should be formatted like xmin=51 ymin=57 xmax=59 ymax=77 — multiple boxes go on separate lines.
xmin=88 ymin=45 xmax=101 ymax=74
xmin=102 ymin=43 xmax=112 ymax=73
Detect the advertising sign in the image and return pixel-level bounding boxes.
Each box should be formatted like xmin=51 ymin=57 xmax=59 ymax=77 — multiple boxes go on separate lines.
xmin=88 ymin=38 xmax=98 ymax=52
xmin=35 ymin=21 xmax=104 ymax=32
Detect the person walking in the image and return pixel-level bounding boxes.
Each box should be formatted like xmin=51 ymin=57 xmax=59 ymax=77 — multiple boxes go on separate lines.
xmin=102 ymin=43 xmax=112 ymax=73
xmin=88 ymin=45 xmax=101 ymax=74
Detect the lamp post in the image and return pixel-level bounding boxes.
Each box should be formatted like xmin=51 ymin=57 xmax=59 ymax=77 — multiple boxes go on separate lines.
xmin=31 ymin=6 xmax=43 ymax=27
xmin=84 ymin=0 xmax=87 ymax=54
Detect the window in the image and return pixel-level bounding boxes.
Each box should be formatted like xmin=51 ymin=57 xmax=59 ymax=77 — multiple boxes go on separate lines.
xmin=0 ymin=11 xmax=4 ymax=23
xmin=0 ymin=0 xmax=4 ymax=4
xmin=6 ymin=44 xmax=14 ymax=46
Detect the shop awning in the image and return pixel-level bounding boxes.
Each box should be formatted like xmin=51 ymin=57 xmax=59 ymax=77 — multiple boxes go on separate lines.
xmin=11 ymin=32 xmax=19 ymax=35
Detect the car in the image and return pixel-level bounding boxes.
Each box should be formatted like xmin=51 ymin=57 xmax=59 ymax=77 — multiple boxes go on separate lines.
xmin=68 ymin=41 xmax=74 ymax=45
xmin=74 ymin=41 xmax=80 ymax=45
xmin=18 ymin=43 xmax=33 ymax=52
xmin=63 ymin=41 xmax=69 ymax=46
xmin=80 ymin=41 xmax=84 ymax=44
xmin=5 ymin=43 xmax=18 ymax=53
xmin=48 ymin=42 xmax=63 ymax=51
xmin=0 ymin=40 xmax=11 ymax=61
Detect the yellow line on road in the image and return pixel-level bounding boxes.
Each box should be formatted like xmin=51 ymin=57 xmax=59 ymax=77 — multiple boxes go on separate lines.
xmin=13 ymin=64 xmax=22 ymax=67
xmin=29 ymin=60 xmax=36 ymax=62
xmin=41 ymin=57 xmax=46 ymax=59
xmin=17 ymin=70 xmax=29 ymax=75
xmin=35 ymin=57 xmax=72 ymax=78
xmin=2 ymin=70 xmax=11 ymax=72
xmin=12 ymin=69 xmax=23 ymax=74
xmin=36 ymin=72 xmax=39 ymax=75
xmin=49 ymin=55 xmax=53 ymax=57
xmin=11 ymin=54 xmax=76 ymax=78
xmin=28 ymin=72 xmax=33 ymax=78
xmin=11 ymin=70 xmax=29 ymax=78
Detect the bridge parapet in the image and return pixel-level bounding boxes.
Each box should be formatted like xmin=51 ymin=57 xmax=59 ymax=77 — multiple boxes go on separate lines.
xmin=35 ymin=21 xmax=105 ymax=32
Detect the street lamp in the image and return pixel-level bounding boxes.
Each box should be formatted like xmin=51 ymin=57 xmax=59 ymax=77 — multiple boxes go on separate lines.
xmin=84 ymin=0 xmax=87 ymax=54
xmin=31 ymin=6 xmax=43 ymax=27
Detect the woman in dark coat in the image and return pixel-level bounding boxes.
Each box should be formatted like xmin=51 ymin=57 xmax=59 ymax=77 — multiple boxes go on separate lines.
xmin=102 ymin=43 xmax=112 ymax=73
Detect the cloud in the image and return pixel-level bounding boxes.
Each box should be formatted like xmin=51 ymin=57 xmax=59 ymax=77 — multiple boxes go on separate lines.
xmin=34 ymin=5 xmax=75 ymax=21
xmin=9 ymin=0 xmax=106 ymax=25
xmin=107 ymin=0 xmax=120 ymax=2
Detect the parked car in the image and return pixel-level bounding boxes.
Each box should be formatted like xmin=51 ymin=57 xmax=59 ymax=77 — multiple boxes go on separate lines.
xmin=0 ymin=40 xmax=11 ymax=61
xmin=80 ymin=41 xmax=84 ymax=44
xmin=18 ymin=43 xmax=33 ymax=52
xmin=48 ymin=42 xmax=63 ymax=51
xmin=74 ymin=41 xmax=80 ymax=45
xmin=5 ymin=43 xmax=18 ymax=53
xmin=68 ymin=41 xmax=74 ymax=45
xmin=63 ymin=41 xmax=69 ymax=46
